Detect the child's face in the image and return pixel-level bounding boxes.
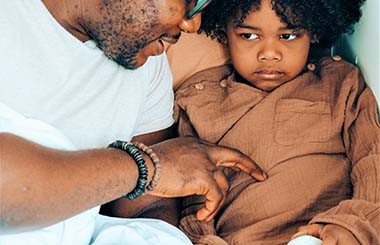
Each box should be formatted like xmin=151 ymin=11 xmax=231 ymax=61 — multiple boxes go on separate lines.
xmin=226 ymin=0 xmax=311 ymax=92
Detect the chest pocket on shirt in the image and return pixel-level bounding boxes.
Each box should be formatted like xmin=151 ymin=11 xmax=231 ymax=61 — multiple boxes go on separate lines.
xmin=273 ymin=99 xmax=332 ymax=146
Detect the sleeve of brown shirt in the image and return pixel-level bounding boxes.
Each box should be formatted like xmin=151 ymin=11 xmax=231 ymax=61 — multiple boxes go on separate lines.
xmin=309 ymin=68 xmax=380 ymax=244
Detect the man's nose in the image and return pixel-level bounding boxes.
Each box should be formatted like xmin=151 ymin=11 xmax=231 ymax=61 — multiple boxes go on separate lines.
xmin=178 ymin=13 xmax=201 ymax=33
xmin=257 ymin=42 xmax=282 ymax=62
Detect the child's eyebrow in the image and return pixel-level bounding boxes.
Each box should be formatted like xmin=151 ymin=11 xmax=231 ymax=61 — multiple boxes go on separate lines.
xmin=236 ymin=23 xmax=293 ymax=31
xmin=278 ymin=26 xmax=293 ymax=31
xmin=235 ymin=23 xmax=261 ymax=30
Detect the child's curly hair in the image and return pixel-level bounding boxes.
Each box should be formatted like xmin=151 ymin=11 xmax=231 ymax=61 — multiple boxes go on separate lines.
xmin=200 ymin=0 xmax=366 ymax=48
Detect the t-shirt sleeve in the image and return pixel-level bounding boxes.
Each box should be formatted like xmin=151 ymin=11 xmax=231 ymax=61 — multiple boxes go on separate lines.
xmin=132 ymin=53 xmax=174 ymax=136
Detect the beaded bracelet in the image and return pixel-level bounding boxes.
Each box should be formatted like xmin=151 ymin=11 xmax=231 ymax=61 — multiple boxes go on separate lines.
xmin=108 ymin=140 xmax=147 ymax=200
xmin=130 ymin=142 xmax=161 ymax=191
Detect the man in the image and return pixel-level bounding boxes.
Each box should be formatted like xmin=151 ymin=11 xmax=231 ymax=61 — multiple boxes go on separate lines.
xmin=0 ymin=0 xmax=265 ymax=243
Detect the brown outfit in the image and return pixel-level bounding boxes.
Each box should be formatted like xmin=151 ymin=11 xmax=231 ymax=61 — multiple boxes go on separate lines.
xmin=174 ymin=57 xmax=380 ymax=244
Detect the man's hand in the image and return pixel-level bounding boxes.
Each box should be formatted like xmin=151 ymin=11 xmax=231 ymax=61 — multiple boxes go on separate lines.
xmin=149 ymin=137 xmax=266 ymax=222
xmin=291 ymin=224 xmax=359 ymax=245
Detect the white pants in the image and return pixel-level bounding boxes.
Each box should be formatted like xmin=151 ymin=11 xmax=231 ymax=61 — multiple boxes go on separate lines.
xmin=288 ymin=235 xmax=322 ymax=245
xmin=91 ymin=215 xmax=191 ymax=245
xmin=0 ymin=209 xmax=192 ymax=245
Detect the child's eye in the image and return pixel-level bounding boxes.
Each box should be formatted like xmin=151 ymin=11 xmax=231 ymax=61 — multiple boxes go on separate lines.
xmin=280 ymin=33 xmax=298 ymax=40
xmin=240 ymin=33 xmax=259 ymax=40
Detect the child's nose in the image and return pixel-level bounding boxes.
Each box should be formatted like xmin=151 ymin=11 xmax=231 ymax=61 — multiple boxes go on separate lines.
xmin=257 ymin=43 xmax=282 ymax=62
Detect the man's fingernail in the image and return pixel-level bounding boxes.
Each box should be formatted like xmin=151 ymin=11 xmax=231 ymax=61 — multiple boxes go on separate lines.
xmin=263 ymin=172 xmax=267 ymax=179
xmin=196 ymin=212 xmax=206 ymax=221
xmin=252 ymin=171 xmax=267 ymax=181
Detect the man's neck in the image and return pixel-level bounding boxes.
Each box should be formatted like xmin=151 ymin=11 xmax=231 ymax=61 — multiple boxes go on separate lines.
xmin=42 ymin=0 xmax=90 ymax=42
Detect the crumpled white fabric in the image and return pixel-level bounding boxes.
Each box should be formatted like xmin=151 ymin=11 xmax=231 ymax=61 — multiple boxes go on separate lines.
xmin=0 ymin=102 xmax=192 ymax=245
xmin=92 ymin=216 xmax=192 ymax=245
xmin=287 ymin=235 xmax=322 ymax=245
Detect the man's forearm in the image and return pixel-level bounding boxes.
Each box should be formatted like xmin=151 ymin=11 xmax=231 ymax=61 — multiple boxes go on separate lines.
xmin=0 ymin=133 xmax=144 ymax=234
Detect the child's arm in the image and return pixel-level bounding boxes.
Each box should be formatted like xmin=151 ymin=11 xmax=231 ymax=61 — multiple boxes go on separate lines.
xmin=303 ymin=68 xmax=380 ymax=244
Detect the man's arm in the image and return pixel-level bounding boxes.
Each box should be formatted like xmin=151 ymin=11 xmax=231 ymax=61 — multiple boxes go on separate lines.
xmin=0 ymin=132 xmax=150 ymax=234
xmin=1 ymin=132 xmax=266 ymax=234
xmin=100 ymin=126 xmax=181 ymax=226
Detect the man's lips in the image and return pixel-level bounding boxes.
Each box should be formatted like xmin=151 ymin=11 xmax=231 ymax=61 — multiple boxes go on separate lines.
xmin=154 ymin=39 xmax=165 ymax=55
xmin=160 ymin=33 xmax=181 ymax=44
xmin=144 ymin=33 xmax=181 ymax=56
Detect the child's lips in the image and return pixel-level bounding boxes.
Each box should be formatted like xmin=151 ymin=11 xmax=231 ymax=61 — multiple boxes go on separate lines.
xmin=254 ymin=70 xmax=285 ymax=80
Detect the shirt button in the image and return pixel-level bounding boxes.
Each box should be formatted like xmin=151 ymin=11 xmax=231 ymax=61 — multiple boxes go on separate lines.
xmin=220 ymin=80 xmax=228 ymax=88
xmin=332 ymin=55 xmax=342 ymax=61
xmin=307 ymin=63 xmax=316 ymax=71
xmin=194 ymin=82 xmax=205 ymax=90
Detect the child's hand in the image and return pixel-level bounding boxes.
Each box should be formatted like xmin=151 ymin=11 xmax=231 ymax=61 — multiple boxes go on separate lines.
xmin=291 ymin=224 xmax=359 ymax=245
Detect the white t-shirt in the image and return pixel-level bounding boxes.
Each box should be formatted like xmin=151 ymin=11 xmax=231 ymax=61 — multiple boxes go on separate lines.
xmin=0 ymin=102 xmax=191 ymax=245
xmin=0 ymin=0 xmax=174 ymax=149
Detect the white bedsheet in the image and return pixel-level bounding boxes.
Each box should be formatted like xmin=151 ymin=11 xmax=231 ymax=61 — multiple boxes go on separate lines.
xmin=0 ymin=102 xmax=192 ymax=245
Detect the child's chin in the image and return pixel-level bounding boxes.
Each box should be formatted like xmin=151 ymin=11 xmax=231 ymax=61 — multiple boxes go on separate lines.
xmin=253 ymin=80 xmax=287 ymax=92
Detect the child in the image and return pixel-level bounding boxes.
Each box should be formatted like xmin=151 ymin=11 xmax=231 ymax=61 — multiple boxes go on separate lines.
xmin=174 ymin=0 xmax=379 ymax=244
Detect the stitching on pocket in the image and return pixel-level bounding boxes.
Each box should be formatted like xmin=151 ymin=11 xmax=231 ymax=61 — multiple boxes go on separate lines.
xmin=274 ymin=99 xmax=332 ymax=146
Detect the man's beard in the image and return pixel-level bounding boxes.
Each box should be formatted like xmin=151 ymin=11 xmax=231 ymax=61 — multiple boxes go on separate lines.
xmin=93 ymin=32 xmax=151 ymax=70
xmin=107 ymin=50 xmax=139 ymax=70
xmin=102 ymin=43 xmax=142 ymax=70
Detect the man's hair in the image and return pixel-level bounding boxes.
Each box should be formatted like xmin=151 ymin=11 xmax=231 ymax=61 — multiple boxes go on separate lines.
xmin=200 ymin=0 xmax=366 ymax=48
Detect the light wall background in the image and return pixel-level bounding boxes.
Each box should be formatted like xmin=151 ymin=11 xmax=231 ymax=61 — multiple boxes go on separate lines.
xmin=336 ymin=0 xmax=380 ymax=105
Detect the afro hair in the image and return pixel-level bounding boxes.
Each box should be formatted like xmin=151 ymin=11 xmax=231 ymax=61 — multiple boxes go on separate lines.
xmin=200 ymin=0 xmax=366 ymax=48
